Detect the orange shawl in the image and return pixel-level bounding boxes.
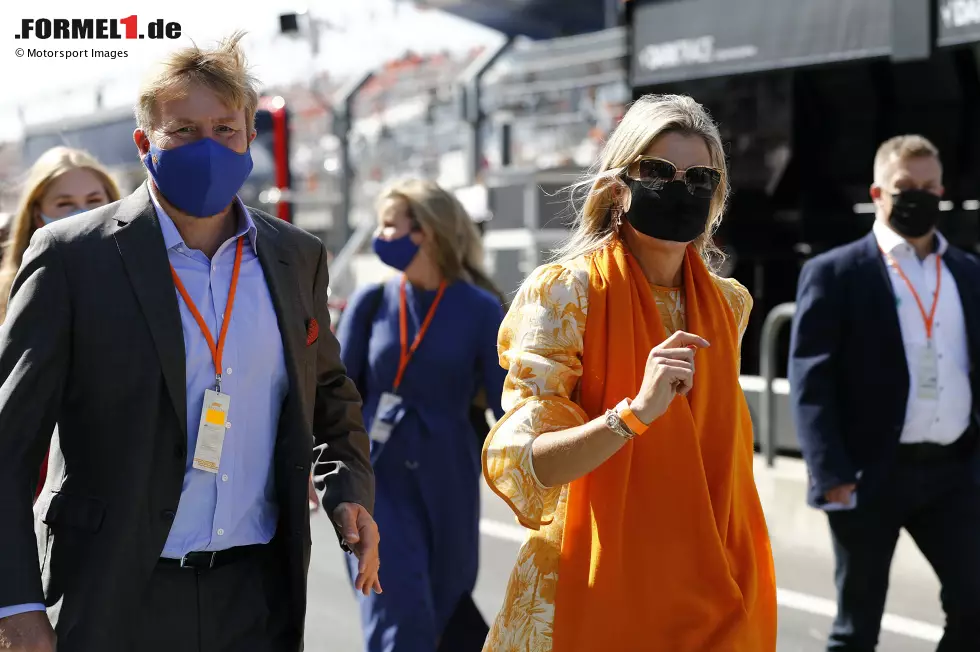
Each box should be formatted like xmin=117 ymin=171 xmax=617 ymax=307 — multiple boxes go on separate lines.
xmin=551 ymin=241 xmax=776 ymax=651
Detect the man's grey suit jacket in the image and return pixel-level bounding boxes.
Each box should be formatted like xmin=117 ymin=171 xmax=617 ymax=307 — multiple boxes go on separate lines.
xmin=0 ymin=185 xmax=374 ymax=651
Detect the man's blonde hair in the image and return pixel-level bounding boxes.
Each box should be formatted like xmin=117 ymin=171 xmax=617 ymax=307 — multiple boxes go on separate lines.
xmin=135 ymin=31 xmax=260 ymax=135
xmin=873 ymin=134 xmax=940 ymax=186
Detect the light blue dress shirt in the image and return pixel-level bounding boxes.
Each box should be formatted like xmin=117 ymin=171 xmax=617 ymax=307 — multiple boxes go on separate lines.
xmin=153 ymin=193 xmax=289 ymax=558
xmin=0 ymin=195 xmax=290 ymax=621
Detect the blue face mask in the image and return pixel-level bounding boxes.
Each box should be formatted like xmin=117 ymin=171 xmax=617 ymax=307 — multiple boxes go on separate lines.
xmin=143 ymin=138 xmax=253 ymax=218
xmin=373 ymin=233 xmax=420 ymax=271
xmin=40 ymin=209 xmax=84 ymax=225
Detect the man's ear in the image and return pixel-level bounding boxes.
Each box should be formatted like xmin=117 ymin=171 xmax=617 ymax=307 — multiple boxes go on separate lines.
xmin=249 ymin=130 xmax=257 ymax=145
xmin=133 ymin=129 xmax=151 ymax=156
xmin=869 ymin=184 xmax=882 ymax=202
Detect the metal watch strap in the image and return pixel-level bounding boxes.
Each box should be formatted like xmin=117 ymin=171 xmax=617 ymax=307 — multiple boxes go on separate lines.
xmin=604 ymin=408 xmax=635 ymax=440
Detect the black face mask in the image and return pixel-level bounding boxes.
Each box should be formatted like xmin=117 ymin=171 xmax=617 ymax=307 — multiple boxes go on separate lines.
xmin=888 ymin=189 xmax=941 ymax=238
xmin=623 ymin=180 xmax=711 ymax=243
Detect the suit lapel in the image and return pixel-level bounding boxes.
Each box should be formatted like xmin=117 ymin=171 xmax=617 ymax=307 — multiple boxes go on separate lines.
xmin=857 ymin=231 xmax=906 ymax=364
xmin=943 ymin=250 xmax=980 ymax=366
xmin=252 ymin=215 xmax=305 ymax=418
xmin=112 ymin=186 xmax=188 ymax=436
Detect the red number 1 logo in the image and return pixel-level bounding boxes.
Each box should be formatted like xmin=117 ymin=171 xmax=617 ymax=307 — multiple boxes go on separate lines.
xmin=120 ymin=15 xmax=138 ymax=39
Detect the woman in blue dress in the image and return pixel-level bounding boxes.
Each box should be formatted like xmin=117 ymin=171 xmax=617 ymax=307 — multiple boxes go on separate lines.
xmin=337 ymin=178 xmax=507 ymax=652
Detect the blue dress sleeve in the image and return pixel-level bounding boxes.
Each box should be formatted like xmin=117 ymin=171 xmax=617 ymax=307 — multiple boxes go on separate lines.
xmin=336 ymin=283 xmax=383 ymax=400
xmin=479 ymin=297 xmax=507 ymax=420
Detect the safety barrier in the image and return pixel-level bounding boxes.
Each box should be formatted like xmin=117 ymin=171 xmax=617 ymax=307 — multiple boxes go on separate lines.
xmin=758 ymin=302 xmax=796 ymax=467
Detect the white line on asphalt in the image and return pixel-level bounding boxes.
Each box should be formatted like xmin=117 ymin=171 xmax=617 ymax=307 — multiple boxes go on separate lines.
xmin=478 ymin=519 xmax=944 ymax=643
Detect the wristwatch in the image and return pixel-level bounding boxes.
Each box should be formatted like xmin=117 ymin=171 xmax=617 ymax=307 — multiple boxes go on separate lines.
xmin=604 ymin=407 xmax=636 ymax=440
xmin=616 ymin=398 xmax=651 ymax=437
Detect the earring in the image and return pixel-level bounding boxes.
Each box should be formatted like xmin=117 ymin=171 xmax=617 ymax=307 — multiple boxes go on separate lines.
xmin=612 ymin=207 xmax=623 ymax=231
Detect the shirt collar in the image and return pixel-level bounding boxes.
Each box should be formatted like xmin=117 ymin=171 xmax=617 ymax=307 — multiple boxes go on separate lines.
xmin=872 ymin=219 xmax=948 ymax=258
xmin=148 ymin=184 xmax=258 ymax=254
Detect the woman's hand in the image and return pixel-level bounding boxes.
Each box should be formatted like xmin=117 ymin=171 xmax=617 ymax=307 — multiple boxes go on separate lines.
xmin=630 ymin=331 xmax=710 ymax=426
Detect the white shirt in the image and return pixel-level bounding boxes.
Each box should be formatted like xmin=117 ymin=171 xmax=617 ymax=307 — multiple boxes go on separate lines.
xmin=873 ymin=221 xmax=972 ymax=445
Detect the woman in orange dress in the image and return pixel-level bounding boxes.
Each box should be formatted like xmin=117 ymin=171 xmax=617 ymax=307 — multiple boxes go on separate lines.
xmin=482 ymin=93 xmax=777 ymax=651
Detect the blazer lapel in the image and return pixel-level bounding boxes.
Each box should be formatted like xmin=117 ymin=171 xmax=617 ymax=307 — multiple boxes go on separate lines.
xmin=857 ymin=231 xmax=906 ymax=364
xmin=943 ymin=250 xmax=980 ymax=366
xmin=252 ymin=215 xmax=305 ymax=413
xmin=112 ymin=185 xmax=187 ymax=436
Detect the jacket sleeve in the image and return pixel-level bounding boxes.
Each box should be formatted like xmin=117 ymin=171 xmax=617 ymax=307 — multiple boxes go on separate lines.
xmin=0 ymin=229 xmax=70 ymax=609
xmin=788 ymin=257 xmax=858 ymax=496
xmin=310 ymin=244 xmax=374 ymax=538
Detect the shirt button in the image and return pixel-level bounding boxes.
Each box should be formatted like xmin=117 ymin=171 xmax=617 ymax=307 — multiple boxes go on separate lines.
xmin=161 ymin=509 xmax=175 ymax=520
xmin=225 ymin=422 xmax=232 ymax=429
xmin=226 ymin=368 xmax=232 ymax=375
xmin=216 ymin=528 xmax=225 ymax=536
xmin=222 ymin=474 xmax=229 ymax=482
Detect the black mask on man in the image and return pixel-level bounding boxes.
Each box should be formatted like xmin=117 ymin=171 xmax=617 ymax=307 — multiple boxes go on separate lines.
xmin=888 ymin=189 xmax=941 ymax=238
xmin=623 ymin=180 xmax=711 ymax=243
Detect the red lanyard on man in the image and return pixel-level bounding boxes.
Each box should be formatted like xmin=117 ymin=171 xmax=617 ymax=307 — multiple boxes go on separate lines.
xmin=393 ymin=275 xmax=447 ymax=392
xmin=170 ymin=237 xmax=245 ymax=393
xmin=881 ymin=247 xmax=942 ymax=339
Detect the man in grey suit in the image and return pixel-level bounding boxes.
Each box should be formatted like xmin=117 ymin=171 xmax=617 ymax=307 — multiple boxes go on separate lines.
xmin=0 ymin=32 xmax=380 ymax=652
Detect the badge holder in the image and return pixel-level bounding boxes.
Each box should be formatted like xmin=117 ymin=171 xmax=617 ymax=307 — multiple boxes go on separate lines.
xmin=193 ymin=378 xmax=231 ymax=473
xmin=369 ymin=392 xmax=406 ymax=445
xmin=916 ymin=341 xmax=939 ymax=401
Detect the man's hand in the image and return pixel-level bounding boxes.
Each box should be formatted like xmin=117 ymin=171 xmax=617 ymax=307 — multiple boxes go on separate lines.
xmin=825 ymin=483 xmax=857 ymax=506
xmin=0 ymin=611 xmax=55 ymax=652
xmin=333 ymin=502 xmax=382 ymax=596
xmin=308 ymin=475 xmax=320 ymax=513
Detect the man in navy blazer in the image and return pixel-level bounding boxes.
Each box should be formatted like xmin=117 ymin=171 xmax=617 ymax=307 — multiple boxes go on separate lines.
xmin=789 ymin=134 xmax=980 ymax=652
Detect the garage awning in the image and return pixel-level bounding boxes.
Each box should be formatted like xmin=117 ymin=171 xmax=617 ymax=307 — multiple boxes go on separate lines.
xmin=631 ymin=0 xmax=892 ymax=87
xmin=416 ymin=0 xmax=610 ymax=38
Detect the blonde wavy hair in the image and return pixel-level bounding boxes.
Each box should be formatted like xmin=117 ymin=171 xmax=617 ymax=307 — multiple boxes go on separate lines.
xmin=0 ymin=146 xmax=121 ymax=322
xmin=136 ymin=30 xmax=259 ymax=135
xmin=378 ymin=178 xmax=503 ymax=304
xmin=555 ymin=94 xmax=730 ymax=269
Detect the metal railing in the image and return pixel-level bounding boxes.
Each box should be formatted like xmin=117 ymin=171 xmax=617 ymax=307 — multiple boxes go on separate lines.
xmin=758 ymin=302 xmax=796 ymax=467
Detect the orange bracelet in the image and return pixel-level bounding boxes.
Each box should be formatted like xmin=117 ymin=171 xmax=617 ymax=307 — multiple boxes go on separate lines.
xmin=617 ymin=398 xmax=650 ymax=437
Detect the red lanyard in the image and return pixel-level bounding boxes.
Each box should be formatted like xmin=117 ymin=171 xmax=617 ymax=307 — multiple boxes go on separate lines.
xmin=394 ymin=276 xmax=447 ymax=392
xmin=170 ymin=237 xmax=244 ymax=392
xmin=881 ymin=248 xmax=942 ymax=339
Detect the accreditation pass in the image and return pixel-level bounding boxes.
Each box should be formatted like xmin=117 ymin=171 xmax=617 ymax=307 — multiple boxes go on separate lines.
xmin=193 ymin=389 xmax=231 ymax=473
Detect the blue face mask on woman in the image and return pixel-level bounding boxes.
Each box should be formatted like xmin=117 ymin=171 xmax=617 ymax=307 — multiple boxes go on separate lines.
xmin=40 ymin=209 xmax=84 ymax=225
xmin=373 ymin=233 xmax=420 ymax=271
xmin=143 ymin=138 xmax=253 ymax=218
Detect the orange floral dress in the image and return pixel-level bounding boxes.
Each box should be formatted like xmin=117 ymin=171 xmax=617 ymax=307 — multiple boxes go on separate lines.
xmin=482 ymin=255 xmax=754 ymax=652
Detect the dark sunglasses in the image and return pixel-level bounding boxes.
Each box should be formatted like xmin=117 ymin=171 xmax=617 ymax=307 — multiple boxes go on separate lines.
xmin=623 ymin=156 xmax=722 ymax=198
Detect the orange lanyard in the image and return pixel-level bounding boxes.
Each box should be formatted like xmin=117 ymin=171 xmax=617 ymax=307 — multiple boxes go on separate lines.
xmin=170 ymin=237 xmax=244 ymax=392
xmin=394 ymin=276 xmax=447 ymax=392
xmin=881 ymin=248 xmax=942 ymax=339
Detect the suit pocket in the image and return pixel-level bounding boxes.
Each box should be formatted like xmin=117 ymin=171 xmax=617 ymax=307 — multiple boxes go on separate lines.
xmin=42 ymin=492 xmax=106 ymax=534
